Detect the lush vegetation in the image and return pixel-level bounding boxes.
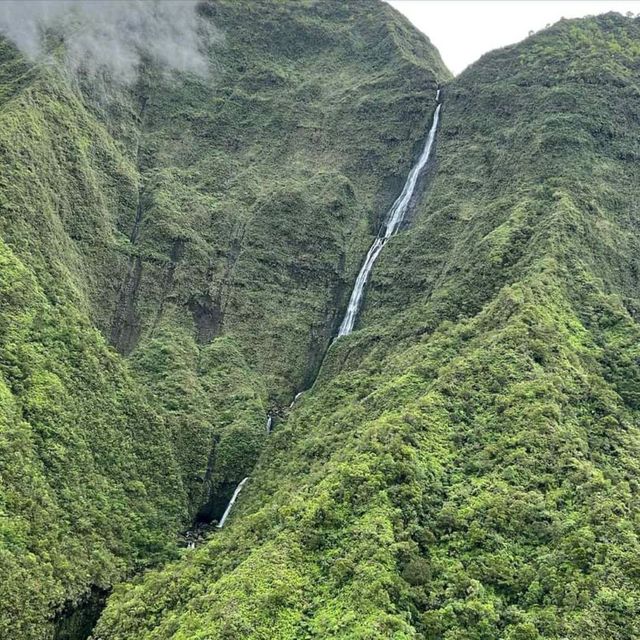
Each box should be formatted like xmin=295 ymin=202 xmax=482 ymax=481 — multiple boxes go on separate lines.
xmin=4 ymin=2 xmax=640 ymax=638
xmin=0 ymin=1 xmax=446 ymax=637
xmin=94 ymin=11 xmax=640 ymax=640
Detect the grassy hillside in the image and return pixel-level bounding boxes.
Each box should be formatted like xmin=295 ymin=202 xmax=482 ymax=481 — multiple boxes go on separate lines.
xmin=0 ymin=1 xmax=447 ymax=637
xmin=94 ymin=13 xmax=640 ymax=640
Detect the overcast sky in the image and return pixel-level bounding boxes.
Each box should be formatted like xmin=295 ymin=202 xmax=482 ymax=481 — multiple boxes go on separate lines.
xmin=388 ymin=1 xmax=640 ymax=75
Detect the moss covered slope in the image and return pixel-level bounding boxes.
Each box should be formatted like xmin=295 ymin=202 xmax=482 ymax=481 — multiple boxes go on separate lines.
xmin=0 ymin=1 xmax=447 ymax=637
xmin=94 ymin=13 xmax=640 ymax=640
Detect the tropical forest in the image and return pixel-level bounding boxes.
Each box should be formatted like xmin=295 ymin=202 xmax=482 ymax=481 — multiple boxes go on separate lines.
xmin=0 ymin=1 xmax=639 ymax=638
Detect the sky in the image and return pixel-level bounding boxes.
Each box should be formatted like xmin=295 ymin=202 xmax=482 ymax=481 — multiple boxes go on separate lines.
xmin=388 ymin=1 xmax=640 ymax=75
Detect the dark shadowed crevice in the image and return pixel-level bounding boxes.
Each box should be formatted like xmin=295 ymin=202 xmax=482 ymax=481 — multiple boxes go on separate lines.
xmin=109 ymin=94 xmax=149 ymax=354
xmin=188 ymin=292 xmax=223 ymax=344
xmin=53 ymin=588 xmax=109 ymax=640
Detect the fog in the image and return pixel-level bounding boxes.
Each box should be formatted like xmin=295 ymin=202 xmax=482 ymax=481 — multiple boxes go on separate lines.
xmin=0 ymin=1 xmax=217 ymax=84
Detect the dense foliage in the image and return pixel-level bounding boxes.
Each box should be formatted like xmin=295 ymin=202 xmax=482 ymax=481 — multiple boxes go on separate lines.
xmin=94 ymin=11 xmax=640 ymax=640
xmin=0 ymin=1 xmax=446 ymax=637
xmin=5 ymin=1 xmax=640 ymax=638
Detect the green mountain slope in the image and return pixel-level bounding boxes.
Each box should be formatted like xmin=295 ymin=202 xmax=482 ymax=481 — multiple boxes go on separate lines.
xmin=0 ymin=1 xmax=447 ymax=638
xmin=93 ymin=12 xmax=640 ymax=640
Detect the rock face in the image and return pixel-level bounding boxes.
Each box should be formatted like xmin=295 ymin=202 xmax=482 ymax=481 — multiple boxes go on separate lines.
xmin=0 ymin=1 xmax=447 ymax=637
xmin=95 ymin=11 xmax=640 ymax=640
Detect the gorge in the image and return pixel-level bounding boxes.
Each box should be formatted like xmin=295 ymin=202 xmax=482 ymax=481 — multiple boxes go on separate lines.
xmin=1 ymin=2 xmax=640 ymax=639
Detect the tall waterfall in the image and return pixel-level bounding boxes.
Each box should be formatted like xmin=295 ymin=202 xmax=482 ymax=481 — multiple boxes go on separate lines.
xmin=216 ymin=477 xmax=249 ymax=528
xmin=336 ymin=94 xmax=442 ymax=337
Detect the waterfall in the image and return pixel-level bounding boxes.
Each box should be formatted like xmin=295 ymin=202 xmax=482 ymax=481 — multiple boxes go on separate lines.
xmin=336 ymin=94 xmax=442 ymax=338
xmin=216 ymin=477 xmax=249 ymax=528
xmin=210 ymin=96 xmax=441 ymax=535
xmin=289 ymin=391 xmax=304 ymax=408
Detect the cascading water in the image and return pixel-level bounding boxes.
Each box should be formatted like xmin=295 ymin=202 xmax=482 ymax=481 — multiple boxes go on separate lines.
xmin=336 ymin=92 xmax=442 ymax=338
xmin=215 ymin=95 xmax=442 ymax=530
xmin=216 ymin=477 xmax=250 ymax=528
xmin=289 ymin=391 xmax=304 ymax=408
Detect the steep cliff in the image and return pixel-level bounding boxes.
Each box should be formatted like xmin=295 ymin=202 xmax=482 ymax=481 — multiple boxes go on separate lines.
xmin=0 ymin=1 xmax=447 ymax=637
xmin=95 ymin=12 xmax=640 ymax=640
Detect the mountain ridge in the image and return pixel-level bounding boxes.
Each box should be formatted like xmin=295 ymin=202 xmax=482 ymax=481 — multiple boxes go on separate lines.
xmin=2 ymin=3 xmax=640 ymax=640
xmin=0 ymin=1 xmax=448 ymax=638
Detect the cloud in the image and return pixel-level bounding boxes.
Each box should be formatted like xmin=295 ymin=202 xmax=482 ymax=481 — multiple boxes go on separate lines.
xmin=0 ymin=1 xmax=217 ymax=84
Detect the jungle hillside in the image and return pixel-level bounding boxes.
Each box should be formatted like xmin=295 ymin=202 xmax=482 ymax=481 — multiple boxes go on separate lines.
xmin=1 ymin=2 xmax=639 ymax=639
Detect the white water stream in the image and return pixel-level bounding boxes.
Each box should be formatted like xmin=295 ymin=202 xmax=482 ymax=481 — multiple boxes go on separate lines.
xmin=336 ymin=94 xmax=442 ymax=337
xmin=289 ymin=391 xmax=304 ymax=408
xmin=214 ymin=97 xmax=442 ymax=531
xmin=216 ymin=477 xmax=250 ymax=528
